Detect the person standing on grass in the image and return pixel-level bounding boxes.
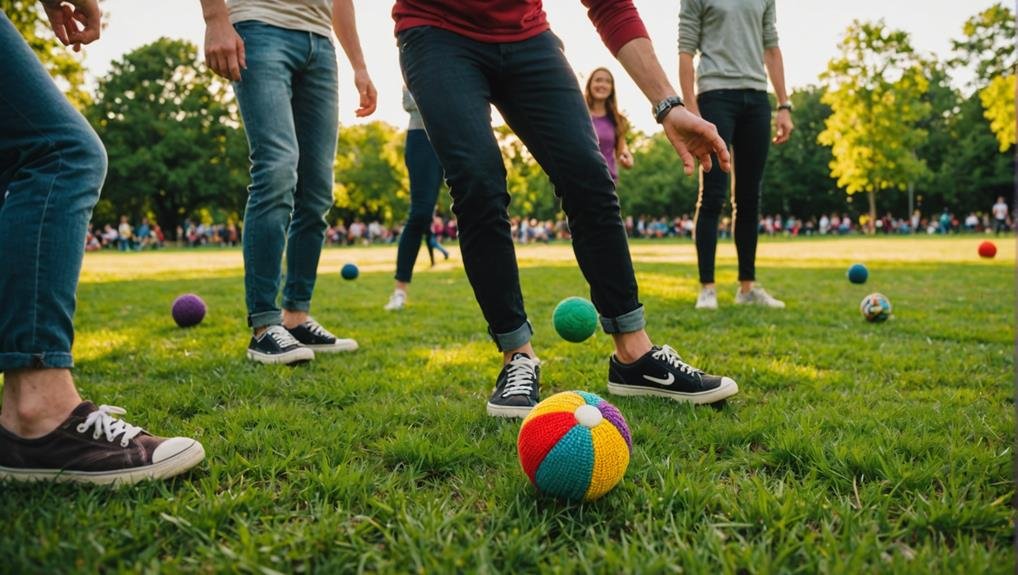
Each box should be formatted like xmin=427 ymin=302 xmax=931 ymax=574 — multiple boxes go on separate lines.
xmin=200 ymin=0 xmax=377 ymax=365
xmin=384 ymin=87 xmax=449 ymax=312
xmin=584 ymin=67 xmax=635 ymax=182
xmin=393 ymin=0 xmax=740 ymax=418
xmin=679 ymin=0 xmax=792 ymax=310
xmin=0 ymin=0 xmax=205 ymax=484
xmin=991 ymin=196 xmax=1010 ymax=235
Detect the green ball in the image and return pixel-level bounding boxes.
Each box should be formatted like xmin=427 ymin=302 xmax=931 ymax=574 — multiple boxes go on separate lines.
xmin=552 ymin=297 xmax=598 ymax=343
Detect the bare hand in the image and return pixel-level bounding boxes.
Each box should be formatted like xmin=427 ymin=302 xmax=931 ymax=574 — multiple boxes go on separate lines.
xmin=353 ymin=68 xmax=377 ymax=117
xmin=41 ymin=0 xmax=102 ymax=51
xmin=619 ymin=149 xmax=634 ymax=169
xmin=661 ymin=106 xmax=730 ymax=175
xmin=773 ymin=109 xmax=793 ymax=144
xmin=204 ymin=16 xmax=246 ymax=81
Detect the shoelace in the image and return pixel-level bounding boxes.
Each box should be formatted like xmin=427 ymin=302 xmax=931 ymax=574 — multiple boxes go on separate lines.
xmin=302 ymin=318 xmax=335 ymax=340
xmin=265 ymin=325 xmax=301 ymax=348
xmin=501 ymin=356 xmax=538 ymax=397
xmin=75 ymin=405 xmax=144 ymax=448
xmin=651 ymin=345 xmax=702 ymax=378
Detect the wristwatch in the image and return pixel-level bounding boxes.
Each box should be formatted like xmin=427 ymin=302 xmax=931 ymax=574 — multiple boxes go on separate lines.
xmin=777 ymin=102 xmax=793 ymax=112
xmin=652 ymin=96 xmax=685 ymax=123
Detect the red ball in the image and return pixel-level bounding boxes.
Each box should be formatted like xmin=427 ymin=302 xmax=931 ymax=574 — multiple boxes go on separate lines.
xmin=978 ymin=241 xmax=997 ymax=259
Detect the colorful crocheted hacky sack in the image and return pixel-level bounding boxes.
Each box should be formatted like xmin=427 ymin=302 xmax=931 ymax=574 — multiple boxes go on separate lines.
xmin=517 ymin=391 xmax=632 ymax=501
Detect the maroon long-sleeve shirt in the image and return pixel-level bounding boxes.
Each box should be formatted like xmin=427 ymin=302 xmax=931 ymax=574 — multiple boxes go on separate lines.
xmin=392 ymin=0 xmax=649 ymax=56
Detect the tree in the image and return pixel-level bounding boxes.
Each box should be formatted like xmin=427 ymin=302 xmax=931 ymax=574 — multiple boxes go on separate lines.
xmin=1 ymin=0 xmax=95 ymax=108
xmin=87 ymin=38 xmax=249 ymax=234
xmin=762 ymin=86 xmax=843 ymax=218
xmin=493 ymin=125 xmax=559 ymax=221
xmin=818 ymin=20 xmax=931 ymax=231
xmin=952 ymin=3 xmax=1016 ymax=153
xmin=617 ymin=132 xmax=698 ymax=219
xmin=333 ymin=121 xmax=407 ymax=224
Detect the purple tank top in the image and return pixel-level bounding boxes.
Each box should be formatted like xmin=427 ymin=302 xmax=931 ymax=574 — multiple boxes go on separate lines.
xmin=592 ymin=114 xmax=617 ymax=181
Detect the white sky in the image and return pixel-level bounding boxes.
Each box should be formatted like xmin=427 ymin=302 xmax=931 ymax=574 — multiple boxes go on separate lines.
xmin=80 ymin=0 xmax=996 ymax=134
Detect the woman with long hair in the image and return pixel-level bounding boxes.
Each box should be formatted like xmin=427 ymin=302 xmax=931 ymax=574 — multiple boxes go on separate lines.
xmin=584 ymin=67 xmax=634 ymax=182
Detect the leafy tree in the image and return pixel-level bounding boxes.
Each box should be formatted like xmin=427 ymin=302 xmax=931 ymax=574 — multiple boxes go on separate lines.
xmin=762 ymin=86 xmax=842 ymax=217
xmin=818 ymin=20 xmax=931 ymax=230
xmin=333 ymin=121 xmax=407 ymax=224
xmin=617 ymin=132 xmax=698 ymax=219
xmin=87 ymin=38 xmax=248 ymax=234
xmin=979 ymin=74 xmax=1016 ymax=152
xmin=2 ymin=0 xmax=95 ymax=108
xmin=494 ymin=125 xmax=559 ymax=220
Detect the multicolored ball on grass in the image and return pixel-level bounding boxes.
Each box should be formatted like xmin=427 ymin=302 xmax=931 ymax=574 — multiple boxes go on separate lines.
xmin=552 ymin=297 xmax=598 ymax=343
xmin=859 ymin=292 xmax=892 ymax=323
xmin=517 ymin=391 xmax=631 ymax=501
xmin=171 ymin=294 xmax=206 ymax=328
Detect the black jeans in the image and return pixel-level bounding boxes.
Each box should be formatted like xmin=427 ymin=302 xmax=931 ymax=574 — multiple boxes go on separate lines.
xmin=395 ymin=129 xmax=444 ymax=283
xmin=398 ymin=26 xmax=643 ymax=350
xmin=694 ymin=89 xmax=771 ymax=284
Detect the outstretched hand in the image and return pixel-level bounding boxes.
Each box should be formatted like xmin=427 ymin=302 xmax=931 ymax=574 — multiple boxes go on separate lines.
xmin=661 ymin=106 xmax=730 ymax=175
xmin=41 ymin=0 xmax=102 ymax=51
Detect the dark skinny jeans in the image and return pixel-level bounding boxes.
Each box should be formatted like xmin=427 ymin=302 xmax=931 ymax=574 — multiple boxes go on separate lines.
xmin=395 ymin=129 xmax=444 ymax=283
xmin=694 ymin=89 xmax=771 ymax=284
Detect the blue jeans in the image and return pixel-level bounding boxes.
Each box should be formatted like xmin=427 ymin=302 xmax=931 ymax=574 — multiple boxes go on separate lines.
xmin=399 ymin=27 xmax=644 ymax=351
xmin=232 ymin=22 xmax=338 ymax=329
xmin=395 ymin=129 xmax=444 ymax=282
xmin=0 ymin=14 xmax=106 ymax=372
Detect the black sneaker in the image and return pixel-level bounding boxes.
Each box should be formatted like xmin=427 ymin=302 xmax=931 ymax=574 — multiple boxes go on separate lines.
xmin=0 ymin=402 xmax=205 ymax=485
xmin=608 ymin=345 xmax=738 ymax=404
xmin=247 ymin=324 xmax=315 ymax=365
xmin=486 ymin=353 xmax=541 ymax=418
xmin=286 ymin=318 xmax=358 ymax=353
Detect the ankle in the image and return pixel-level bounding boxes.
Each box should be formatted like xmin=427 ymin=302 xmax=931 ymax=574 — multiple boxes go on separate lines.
xmin=0 ymin=369 xmax=81 ymax=438
xmin=503 ymin=343 xmax=536 ymax=364
xmin=611 ymin=330 xmax=653 ymax=364
xmin=282 ymin=310 xmax=308 ymax=329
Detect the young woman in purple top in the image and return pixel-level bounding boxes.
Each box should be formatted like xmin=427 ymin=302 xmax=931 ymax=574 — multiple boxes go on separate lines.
xmin=584 ymin=68 xmax=634 ymax=181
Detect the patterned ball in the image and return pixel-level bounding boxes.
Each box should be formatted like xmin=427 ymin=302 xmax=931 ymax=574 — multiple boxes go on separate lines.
xmin=552 ymin=297 xmax=598 ymax=343
xmin=341 ymin=263 xmax=359 ymax=280
xmin=517 ymin=391 xmax=631 ymax=501
xmin=859 ymin=292 xmax=892 ymax=323
xmin=171 ymin=294 xmax=206 ymax=328
xmin=847 ymin=263 xmax=868 ymax=284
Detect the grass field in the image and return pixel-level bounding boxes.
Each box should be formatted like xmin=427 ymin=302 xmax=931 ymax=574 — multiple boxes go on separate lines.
xmin=1 ymin=236 xmax=1013 ymax=573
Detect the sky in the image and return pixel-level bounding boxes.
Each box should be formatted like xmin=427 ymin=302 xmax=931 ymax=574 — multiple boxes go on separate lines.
xmin=79 ymin=0 xmax=997 ymax=134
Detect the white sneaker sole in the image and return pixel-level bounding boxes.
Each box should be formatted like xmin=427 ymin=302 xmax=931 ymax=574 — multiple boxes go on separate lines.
xmin=607 ymin=377 xmax=738 ymax=404
xmin=247 ymin=347 xmax=315 ymax=364
xmin=305 ymin=339 xmax=358 ymax=353
xmin=695 ymin=301 xmax=718 ymax=310
xmin=485 ymin=403 xmax=534 ymax=418
xmin=0 ymin=440 xmax=206 ymax=486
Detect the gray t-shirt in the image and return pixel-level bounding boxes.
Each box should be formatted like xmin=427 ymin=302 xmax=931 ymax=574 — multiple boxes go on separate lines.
xmin=678 ymin=0 xmax=779 ymax=94
xmin=402 ymin=87 xmax=425 ymax=131
xmin=228 ymin=0 xmax=332 ymax=39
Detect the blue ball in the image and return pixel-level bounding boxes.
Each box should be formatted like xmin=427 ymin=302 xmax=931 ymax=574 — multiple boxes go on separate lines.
xmin=847 ymin=263 xmax=868 ymax=284
xmin=341 ymin=263 xmax=359 ymax=280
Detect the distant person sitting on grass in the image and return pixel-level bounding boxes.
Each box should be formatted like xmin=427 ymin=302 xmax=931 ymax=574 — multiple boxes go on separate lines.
xmin=200 ymin=0 xmax=376 ymax=364
xmin=393 ymin=0 xmax=740 ymax=418
xmin=0 ymin=0 xmax=205 ymax=484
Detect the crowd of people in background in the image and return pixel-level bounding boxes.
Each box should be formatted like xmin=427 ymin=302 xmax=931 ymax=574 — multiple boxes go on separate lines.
xmin=83 ymin=200 xmax=1014 ymax=252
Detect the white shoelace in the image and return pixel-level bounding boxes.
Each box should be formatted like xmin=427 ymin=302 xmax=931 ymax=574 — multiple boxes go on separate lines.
xmin=75 ymin=405 xmax=144 ymax=448
xmin=303 ymin=318 xmax=336 ymax=340
xmin=651 ymin=345 xmax=702 ymax=377
xmin=501 ymin=356 xmax=538 ymax=397
xmin=265 ymin=325 xmax=301 ymax=348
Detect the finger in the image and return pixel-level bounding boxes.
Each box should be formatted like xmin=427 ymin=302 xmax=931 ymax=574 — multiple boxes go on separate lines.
xmin=69 ymin=2 xmax=101 ymax=45
xmin=208 ymin=53 xmax=224 ymax=79
xmin=236 ymin=37 xmax=247 ymax=70
xmin=46 ymin=8 xmax=70 ymax=45
xmin=226 ymin=50 xmax=241 ymax=82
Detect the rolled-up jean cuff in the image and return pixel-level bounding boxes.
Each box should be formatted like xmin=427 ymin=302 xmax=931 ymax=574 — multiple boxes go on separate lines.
xmin=281 ymin=299 xmax=311 ymax=313
xmin=489 ymin=320 xmax=533 ymax=352
xmin=0 ymin=351 xmax=74 ymax=372
xmin=600 ymin=305 xmax=645 ymax=334
xmin=248 ymin=310 xmax=283 ymax=329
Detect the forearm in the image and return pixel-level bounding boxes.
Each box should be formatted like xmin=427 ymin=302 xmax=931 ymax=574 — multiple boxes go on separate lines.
xmin=615 ymin=37 xmax=678 ymax=104
xmin=764 ymin=47 xmax=788 ymax=104
xmin=332 ymin=0 xmax=367 ymax=70
xmin=678 ymin=53 xmax=697 ymax=111
xmin=199 ymin=0 xmax=228 ymax=22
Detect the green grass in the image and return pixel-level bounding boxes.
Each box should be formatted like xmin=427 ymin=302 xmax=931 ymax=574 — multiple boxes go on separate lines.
xmin=0 ymin=236 xmax=1013 ymax=573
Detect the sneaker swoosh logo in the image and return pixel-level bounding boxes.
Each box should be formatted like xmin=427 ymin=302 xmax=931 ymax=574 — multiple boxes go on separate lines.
xmin=643 ymin=373 xmax=675 ymax=386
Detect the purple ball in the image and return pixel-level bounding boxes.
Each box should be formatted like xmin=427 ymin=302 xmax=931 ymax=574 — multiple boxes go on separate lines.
xmin=171 ymin=294 xmax=206 ymax=328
